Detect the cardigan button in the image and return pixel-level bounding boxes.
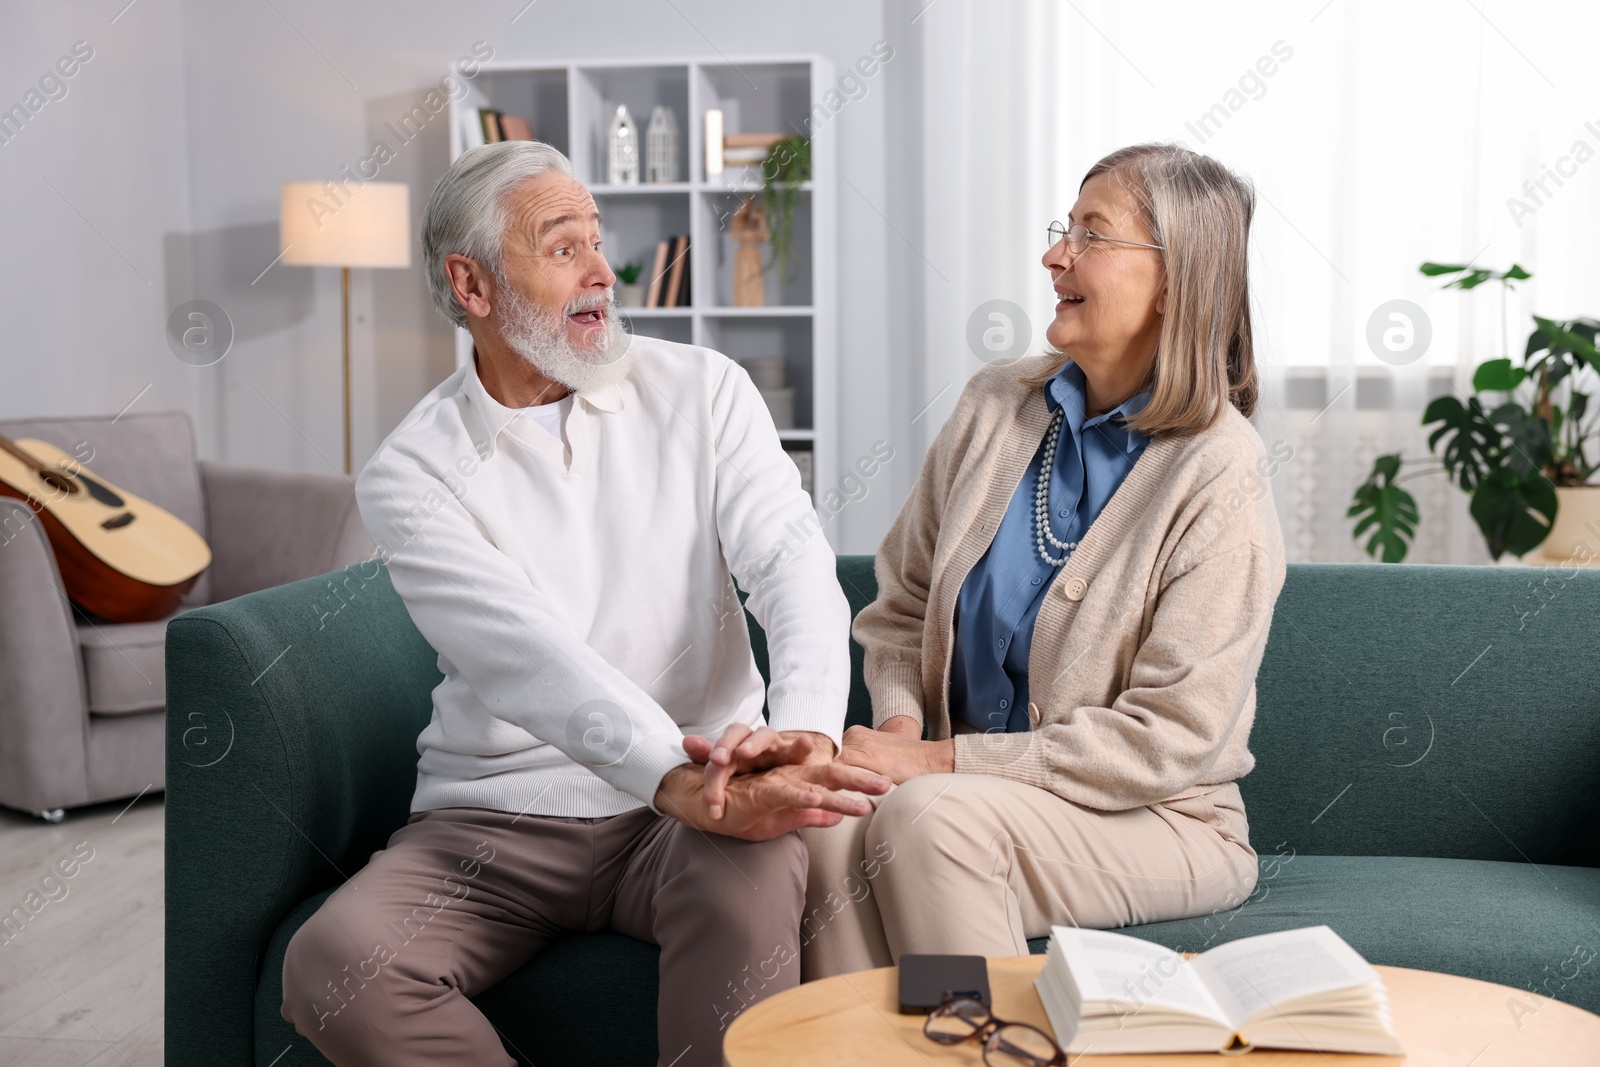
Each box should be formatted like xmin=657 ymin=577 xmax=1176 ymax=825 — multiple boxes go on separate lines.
xmin=1064 ymin=576 xmax=1088 ymax=601
xmin=1028 ymin=702 xmax=1041 ymax=726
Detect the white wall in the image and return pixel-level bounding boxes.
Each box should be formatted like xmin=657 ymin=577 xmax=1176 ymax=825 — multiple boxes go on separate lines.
xmin=0 ymin=0 xmax=201 ymax=437
xmin=170 ymin=0 xmax=901 ymax=552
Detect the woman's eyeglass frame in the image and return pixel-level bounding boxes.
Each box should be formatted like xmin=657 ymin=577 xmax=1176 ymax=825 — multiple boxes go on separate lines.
xmin=923 ymin=992 xmax=1069 ymax=1066
xmin=1047 ymin=220 xmax=1164 ymax=256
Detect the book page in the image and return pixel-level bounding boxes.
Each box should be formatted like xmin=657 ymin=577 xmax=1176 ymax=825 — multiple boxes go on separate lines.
xmin=1189 ymin=926 xmax=1380 ymax=1027
xmin=1050 ymin=927 xmax=1229 ymax=1026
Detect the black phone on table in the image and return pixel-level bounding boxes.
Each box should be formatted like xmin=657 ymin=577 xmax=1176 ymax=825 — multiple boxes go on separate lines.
xmin=896 ymin=954 xmax=991 ymax=1014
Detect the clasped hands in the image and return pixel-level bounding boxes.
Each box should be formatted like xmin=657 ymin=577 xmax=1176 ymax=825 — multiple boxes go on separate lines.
xmin=652 ymin=715 xmax=955 ymax=841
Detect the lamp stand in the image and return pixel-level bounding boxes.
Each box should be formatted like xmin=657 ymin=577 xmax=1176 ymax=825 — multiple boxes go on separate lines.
xmin=341 ymin=265 xmax=352 ymax=476
xmin=280 ymin=179 xmax=408 ymax=474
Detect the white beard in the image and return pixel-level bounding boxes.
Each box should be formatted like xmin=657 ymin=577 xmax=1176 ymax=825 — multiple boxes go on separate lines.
xmin=494 ymin=277 xmax=635 ymax=394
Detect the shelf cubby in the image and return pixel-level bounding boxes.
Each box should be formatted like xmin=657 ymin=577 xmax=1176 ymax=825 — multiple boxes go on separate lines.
xmin=699 ymin=189 xmax=813 ymax=308
xmin=571 ymin=66 xmax=689 ymax=186
xmin=476 ymin=67 xmax=570 ymax=155
xmin=701 ymin=314 xmax=814 ymax=433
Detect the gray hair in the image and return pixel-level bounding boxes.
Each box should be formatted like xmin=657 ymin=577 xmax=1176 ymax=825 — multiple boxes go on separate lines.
xmin=421 ymin=140 xmax=575 ymax=328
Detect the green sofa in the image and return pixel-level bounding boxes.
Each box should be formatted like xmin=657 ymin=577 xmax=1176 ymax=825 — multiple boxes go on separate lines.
xmin=166 ymin=557 xmax=1600 ymax=1065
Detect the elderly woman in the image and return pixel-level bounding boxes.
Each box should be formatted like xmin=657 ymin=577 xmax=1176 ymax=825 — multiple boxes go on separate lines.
xmin=800 ymin=143 xmax=1287 ymax=979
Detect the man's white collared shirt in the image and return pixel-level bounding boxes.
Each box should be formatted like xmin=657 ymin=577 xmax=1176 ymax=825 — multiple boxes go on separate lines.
xmin=356 ymin=336 xmax=849 ymax=817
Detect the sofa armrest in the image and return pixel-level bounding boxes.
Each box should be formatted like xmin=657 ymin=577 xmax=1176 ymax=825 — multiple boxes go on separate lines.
xmin=199 ymin=461 xmax=375 ymax=604
xmin=164 ymin=562 xmax=439 ymax=1066
xmin=0 ymin=499 xmax=91 ymax=812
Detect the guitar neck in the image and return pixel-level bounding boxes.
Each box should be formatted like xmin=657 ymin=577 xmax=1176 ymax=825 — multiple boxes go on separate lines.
xmin=0 ymin=433 xmax=79 ymax=495
xmin=0 ymin=434 xmax=49 ymax=474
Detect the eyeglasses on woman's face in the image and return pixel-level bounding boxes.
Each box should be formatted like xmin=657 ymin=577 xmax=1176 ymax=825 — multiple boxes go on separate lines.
xmin=924 ymin=994 xmax=1068 ymax=1066
xmin=1047 ymin=220 xmax=1164 ymax=256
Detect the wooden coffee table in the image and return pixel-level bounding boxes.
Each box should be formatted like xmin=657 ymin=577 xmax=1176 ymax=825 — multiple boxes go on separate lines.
xmin=724 ymin=955 xmax=1600 ymax=1065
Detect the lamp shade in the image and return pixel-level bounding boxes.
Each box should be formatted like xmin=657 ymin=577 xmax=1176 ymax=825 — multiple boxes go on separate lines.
xmin=279 ymin=181 xmax=411 ymax=268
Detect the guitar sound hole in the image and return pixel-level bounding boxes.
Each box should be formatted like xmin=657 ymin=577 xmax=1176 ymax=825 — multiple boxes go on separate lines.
xmin=101 ymin=512 xmax=136 ymax=530
xmin=38 ymin=469 xmax=76 ymax=494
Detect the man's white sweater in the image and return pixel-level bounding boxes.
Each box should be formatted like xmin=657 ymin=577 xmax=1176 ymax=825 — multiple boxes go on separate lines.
xmin=355 ymin=336 xmax=849 ymax=818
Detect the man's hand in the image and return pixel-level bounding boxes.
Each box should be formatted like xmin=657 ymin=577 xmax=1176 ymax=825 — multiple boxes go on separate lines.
xmin=683 ymin=723 xmax=836 ymax=820
xmin=838 ymin=720 xmax=954 ymax=785
xmin=652 ymin=760 xmax=890 ymax=841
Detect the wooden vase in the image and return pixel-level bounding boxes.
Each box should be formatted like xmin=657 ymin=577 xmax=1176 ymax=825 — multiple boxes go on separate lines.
xmin=730 ymin=195 xmax=768 ymax=307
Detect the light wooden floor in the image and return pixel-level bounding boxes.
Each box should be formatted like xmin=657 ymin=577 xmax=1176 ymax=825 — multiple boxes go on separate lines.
xmin=0 ymin=792 xmax=163 ymax=1067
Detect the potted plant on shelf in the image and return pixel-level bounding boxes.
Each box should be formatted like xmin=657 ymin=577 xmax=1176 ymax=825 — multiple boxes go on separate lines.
xmin=761 ymin=135 xmax=810 ymax=286
xmin=1348 ymin=262 xmax=1600 ymax=563
xmin=614 ymin=260 xmax=645 ymax=308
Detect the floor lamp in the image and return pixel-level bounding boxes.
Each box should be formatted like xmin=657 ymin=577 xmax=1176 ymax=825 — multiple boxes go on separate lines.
xmin=279 ymin=181 xmax=411 ymax=474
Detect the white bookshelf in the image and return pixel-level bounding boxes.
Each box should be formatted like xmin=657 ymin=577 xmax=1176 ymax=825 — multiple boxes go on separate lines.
xmin=448 ymin=55 xmax=837 ymax=510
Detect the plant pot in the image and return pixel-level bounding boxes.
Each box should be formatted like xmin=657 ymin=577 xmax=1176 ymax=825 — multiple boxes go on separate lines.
xmin=616 ymin=284 xmax=645 ymax=308
xmin=1543 ymin=485 xmax=1600 ymax=561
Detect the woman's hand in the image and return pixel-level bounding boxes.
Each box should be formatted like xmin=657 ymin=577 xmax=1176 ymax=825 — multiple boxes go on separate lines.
xmin=838 ymin=718 xmax=955 ymax=784
xmin=877 ymin=714 xmax=922 ymax=738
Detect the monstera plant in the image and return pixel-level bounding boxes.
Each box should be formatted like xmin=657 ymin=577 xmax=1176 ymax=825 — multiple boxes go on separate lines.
xmin=1349 ymin=262 xmax=1600 ymax=562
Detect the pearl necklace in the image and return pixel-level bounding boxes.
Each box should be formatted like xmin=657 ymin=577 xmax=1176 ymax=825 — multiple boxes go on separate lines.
xmin=1034 ymin=408 xmax=1077 ymax=568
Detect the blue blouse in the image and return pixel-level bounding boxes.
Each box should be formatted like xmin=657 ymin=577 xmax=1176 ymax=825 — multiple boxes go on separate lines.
xmin=950 ymin=361 xmax=1151 ymax=733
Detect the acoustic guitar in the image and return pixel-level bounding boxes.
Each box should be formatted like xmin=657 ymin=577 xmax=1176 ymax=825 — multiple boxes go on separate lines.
xmin=0 ymin=434 xmax=212 ymax=623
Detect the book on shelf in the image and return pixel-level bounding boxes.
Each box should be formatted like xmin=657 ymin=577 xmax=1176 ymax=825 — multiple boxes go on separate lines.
xmin=479 ymin=108 xmax=505 ymax=143
xmin=723 ymin=132 xmax=787 ymax=149
xmin=678 ymin=234 xmax=692 ymax=307
xmin=644 ymin=240 xmax=670 ymax=308
xmin=722 ymin=146 xmax=772 ymax=166
xmin=703 ymin=115 xmax=791 ymax=176
xmin=1034 ymin=925 xmax=1402 ymax=1056
xmin=723 ymin=132 xmax=788 ymax=168
xmin=663 ymin=235 xmax=690 ymax=308
xmin=499 ymin=114 xmax=535 ymax=141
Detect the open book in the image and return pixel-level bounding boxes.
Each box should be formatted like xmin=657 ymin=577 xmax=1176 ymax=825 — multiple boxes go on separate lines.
xmin=1034 ymin=925 xmax=1402 ymax=1055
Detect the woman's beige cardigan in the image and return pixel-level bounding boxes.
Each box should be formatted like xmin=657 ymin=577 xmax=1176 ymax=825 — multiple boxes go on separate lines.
xmin=853 ymin=355 xmax=1287 ymax=812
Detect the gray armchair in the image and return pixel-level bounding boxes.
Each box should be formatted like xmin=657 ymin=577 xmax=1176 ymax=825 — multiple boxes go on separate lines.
xmin=0 ymin=412 xmax=373 ymax=818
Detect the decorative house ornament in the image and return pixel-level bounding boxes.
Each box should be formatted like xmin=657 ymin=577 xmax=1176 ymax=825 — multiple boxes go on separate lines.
xmin=607 ymin=104 xmax=639 ymax=185
xmin=730 ymin=195 xmax=769 ymax=307
xmin=645 ymin=106 xmax=679 ymax=184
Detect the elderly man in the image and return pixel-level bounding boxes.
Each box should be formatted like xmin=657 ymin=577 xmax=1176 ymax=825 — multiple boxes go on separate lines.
xmin=279 ymin=140 xmax=888 ymax=1067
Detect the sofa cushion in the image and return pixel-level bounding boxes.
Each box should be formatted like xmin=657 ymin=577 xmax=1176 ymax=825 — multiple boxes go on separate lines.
xmin=1028 ymin=855 xmax=1600 ymax=1014
xmin=257 ymin=890 xmax=660 ymax=1066
xmin=78 ymin=617 xmax=167 ymax=713
xmin=1243 ymin=564 xmax=1600 ymax=868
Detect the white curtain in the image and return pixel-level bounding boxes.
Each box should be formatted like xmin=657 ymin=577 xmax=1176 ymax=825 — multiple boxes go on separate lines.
xmin=890 ymin=0 xmax=1600 ymax=564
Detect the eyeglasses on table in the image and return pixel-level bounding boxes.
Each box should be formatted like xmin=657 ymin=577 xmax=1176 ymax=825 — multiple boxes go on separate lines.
xmin=924 ymin=991 xmax=1068 ymax=1065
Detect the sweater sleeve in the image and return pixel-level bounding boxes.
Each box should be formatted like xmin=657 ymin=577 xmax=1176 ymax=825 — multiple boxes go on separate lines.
xmin=850 ymin=392 xmax=963 ymax=730
xmin=710 ymin=361 xmax=852 ymax=746
xmin=953 ymin=539 xmax=1283 ymax=809
xmin=358 ymin=446 xmax=692 ymax=813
